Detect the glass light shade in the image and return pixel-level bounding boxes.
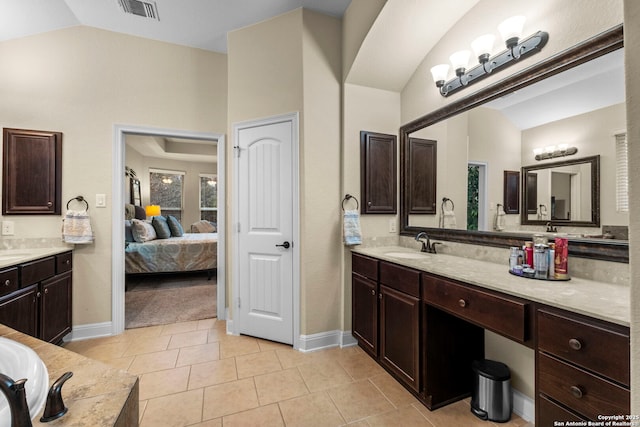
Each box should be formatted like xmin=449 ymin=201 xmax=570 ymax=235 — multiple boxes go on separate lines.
xmin=145 ymin=205 xmax=161 ymax=217
xmin=533 ymin=148 xmax=544 ymax=155
xmin=430 ymin=64 xmax=450 ymax=83
xmin=498 ymin=16 xmax=526 ymax=43
xmin=449 ymin=50 xmax=471 ymax=71
xmin=471 ymin=34 xmax=496 ymax=59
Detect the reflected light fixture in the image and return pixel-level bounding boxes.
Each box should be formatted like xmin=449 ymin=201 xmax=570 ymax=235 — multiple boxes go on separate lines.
xmin=430 ymin=16 xmax=548 ymax=97
xmin=207 ymin=179 xmax=217 ymax=187
xmin=161 ymin=176 xmax=173 ymax=184
xmin=533 ymin=144 xmax=577 ymax=161
xmin=145 ymin=204 xmax=161 ymax=218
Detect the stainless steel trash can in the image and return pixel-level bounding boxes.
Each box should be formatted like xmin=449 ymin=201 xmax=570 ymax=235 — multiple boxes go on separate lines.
xmin=470 ymin=359 xmax=512 ymax=423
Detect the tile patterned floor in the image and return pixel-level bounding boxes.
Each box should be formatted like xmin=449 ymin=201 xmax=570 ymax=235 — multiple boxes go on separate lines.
xmin=64 ymin=319 xmax=534 ymax=427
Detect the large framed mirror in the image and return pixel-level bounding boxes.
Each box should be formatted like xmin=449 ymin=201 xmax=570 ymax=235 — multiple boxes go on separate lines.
xmin=400 ymin=25 xmax=628 ymax=263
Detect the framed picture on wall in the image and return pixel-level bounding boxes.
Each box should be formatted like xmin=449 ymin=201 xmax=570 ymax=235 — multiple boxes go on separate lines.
xmin=130 ymin=178 xmax=141 ymax=206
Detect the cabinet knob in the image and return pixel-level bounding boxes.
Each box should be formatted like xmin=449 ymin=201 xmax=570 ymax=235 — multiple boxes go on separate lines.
xmin=47 ymin=201 xmax=53 ymax=207
xmin=44 ymin=288 xmax=49 ymax=294
xmin=371 ymin=289 xmax=375 ymax=296
xmin=569 ymin=338 xmax=582 ymax=351
xmin=36 ymin=291 xmax=41 ymax=298
xmin=367 ymin=201 xmax=372 ymax=206
xmin=3 ymin=279 xmax=9 ymax=287
xmin=570 ymin=385 xmax=583 ymax=399
xmin=65 ymin=260 xmax=70 ymax=265
xmin=458 ymin=299 xmax=467 ymax=308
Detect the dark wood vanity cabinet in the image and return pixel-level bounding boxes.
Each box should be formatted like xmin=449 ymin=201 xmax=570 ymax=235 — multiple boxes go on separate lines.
xmin=360 ymin=131 xmax=397 ymax=214
xmin=536 ymin=307 xmax=630 ymax=424
xmin=0 ymin=251 xmax=72 ymax=344
xmin=2 ymin=128 xmax=63 ymax=215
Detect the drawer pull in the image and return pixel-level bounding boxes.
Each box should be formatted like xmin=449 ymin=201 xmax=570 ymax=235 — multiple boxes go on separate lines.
xmin=371 ymin=289 xmax=375 ymax=296
xmin=569 ymin=338 xmax=582 ymax=351
xmin=3 ymin=279 xmax=9 ymax=287
xmin=65 ymin=259 xmax=70 ymax=265
xmin=570 ymin=385 xmax=584 ymax=399
xmin=458 ymin=299 xmax=467 ymax=308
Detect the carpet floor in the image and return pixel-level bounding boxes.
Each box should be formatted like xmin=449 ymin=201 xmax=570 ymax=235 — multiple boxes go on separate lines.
xmin=125 ymin=272 xmax=217 ymax=329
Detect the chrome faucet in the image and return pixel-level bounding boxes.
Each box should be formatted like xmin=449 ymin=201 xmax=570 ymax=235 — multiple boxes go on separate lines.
xmin=546 ymin=222 xmax=557 ymax=233
xmin=0 ymin=373 xmax=32 ymax=427
xmin=415 ymin=232 xmax=440 ymax=254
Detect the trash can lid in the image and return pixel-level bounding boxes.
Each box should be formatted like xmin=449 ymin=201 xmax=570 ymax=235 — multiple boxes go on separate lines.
xmin=472 ymin=359 xmax=511 ymax=381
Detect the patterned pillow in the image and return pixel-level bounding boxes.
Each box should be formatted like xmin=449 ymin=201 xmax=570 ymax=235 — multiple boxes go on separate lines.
xmin=124 ymin=220 xmax=135 ymax=242
xmin=166 ymin=215 xmax=184 ymax=237
xmin=190 ymin=220 xmax=215 ymax=233
xmin=152 ymin=216 xmax=172 ymax=239
xmin=130 ymin=219 xmax=157 ymax=242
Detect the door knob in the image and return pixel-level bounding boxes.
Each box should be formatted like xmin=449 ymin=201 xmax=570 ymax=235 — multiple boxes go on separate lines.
xmin=275 ymin=241 xmax=291 ymax=249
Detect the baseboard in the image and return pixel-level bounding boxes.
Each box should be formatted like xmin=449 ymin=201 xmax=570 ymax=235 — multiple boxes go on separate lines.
xmin=66 ymin=322 xmax=114 ymax=342
xmin=512 ymin=388 xmax=534 ymax=423
xmin=297 ymin=330 xmax=357 ymax=353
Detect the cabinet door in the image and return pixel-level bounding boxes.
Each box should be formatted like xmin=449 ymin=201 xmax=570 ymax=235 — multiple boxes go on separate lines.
xmin=407 ymin=137 xmax=437 ymax=214
xmin=360 ymin=131 xmax=397 ymax=214
xmin=352 ymin=273 xmax=378 ymax=357
xmin=2 ymin=128 xmax=62 ymax=215
xmin=379 ymin=284 xmax=420 ymax=392
xmin=40 ymin=272 xmax=72 ymax=343
xmin=0 ymin=285 xmax=38 ymax=337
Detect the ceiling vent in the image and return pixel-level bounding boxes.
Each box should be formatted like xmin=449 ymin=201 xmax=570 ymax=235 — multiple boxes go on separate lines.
xmin=117 ymin=0 xmax=160 ymax=21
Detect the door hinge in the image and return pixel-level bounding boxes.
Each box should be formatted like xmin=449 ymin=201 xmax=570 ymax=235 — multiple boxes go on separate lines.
xmin=236 ymin=222 xmax=241 ymax=233
xmin=237 ymin=297 xmax=241 ymax=308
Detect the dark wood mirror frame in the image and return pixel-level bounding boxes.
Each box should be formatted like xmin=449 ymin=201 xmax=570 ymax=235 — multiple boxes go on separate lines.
xmin=521 ymin=155 xmax=600 ymax=227
xmin=399 ymin=25 xmax=627 ymax=263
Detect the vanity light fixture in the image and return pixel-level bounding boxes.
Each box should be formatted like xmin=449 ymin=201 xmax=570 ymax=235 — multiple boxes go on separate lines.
xmin=533 ymin=144 xmax=578 ymax=161
xmin=430 ymin=16 xmax=548 ymax=97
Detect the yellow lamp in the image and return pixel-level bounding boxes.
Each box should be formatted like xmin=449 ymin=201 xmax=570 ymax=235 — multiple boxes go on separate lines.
xmin=145 ymin=205 xmax=161 ymax=218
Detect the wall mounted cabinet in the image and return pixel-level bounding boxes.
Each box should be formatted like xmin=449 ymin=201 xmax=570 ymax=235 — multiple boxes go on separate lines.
xmin=360 ymin=131 xmax=396 ymax=214
xmin=3 ymin=128 xmax=62 ymax=215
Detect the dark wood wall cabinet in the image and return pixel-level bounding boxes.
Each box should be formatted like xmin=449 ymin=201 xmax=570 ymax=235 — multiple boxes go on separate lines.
xmin=406 ymin=137 xmax=437 ymax=214
xmin=352 ymin=252 xmax=630 ymax=421
xmin=0 ymin=251 xmax=72 ymax=344
xmin=3 ymin=128 xmax=63 ymax=215
xmin=360 ymin=131 xmax=397 ymax=214
xmin=503 ymin=170 xmax=520 ymax=214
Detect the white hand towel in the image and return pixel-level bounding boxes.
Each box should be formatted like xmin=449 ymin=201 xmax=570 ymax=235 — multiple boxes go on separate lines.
xmin=343 ymin=209 xmax=362 ymax=246
xmin=494 ymin=205 xmax=506 ymax=231
xmin=62 ymin=210 xmax=95 ymax=244
xmin=442 ymin=210 xmax=457 ymax=228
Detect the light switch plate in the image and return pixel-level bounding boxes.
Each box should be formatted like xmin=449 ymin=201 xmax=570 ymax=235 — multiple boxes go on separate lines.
xmin=96 ymin=194 xmax=106 ymax=208
xmin=389 ymin=218 xmax=397 ymax=233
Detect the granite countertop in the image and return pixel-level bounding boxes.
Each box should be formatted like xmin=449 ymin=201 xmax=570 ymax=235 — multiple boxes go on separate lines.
xmin=352 ymin=246 xmax=630 ymax=327
xmin=0 ymin=325 xmax=139 ymax=426
xmin=0 ymin=247 xmax=72 ymax=269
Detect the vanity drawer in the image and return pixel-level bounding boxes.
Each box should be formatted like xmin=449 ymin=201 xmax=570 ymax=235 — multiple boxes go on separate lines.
xmin=352 ymin=254 xmax=378 ymax=281
xmin=538 ymin=352 xmax=629 ymax=420
xmin=20 ymin=256 xmax=55 ymax=287
xmin=422 ymin=274 xmax=528 ymax=342
xmin=537 ymin=394 xmax=586 ymax=425
xmin=380 ymin=261 xmax=420 ymax=298
xmin=0 ymin=268 xmax=19 ymax=298
xmin=538 ymin=308 xmax=629 ymax=386
xmin=56 ymin=252 xmax=73 ymax=274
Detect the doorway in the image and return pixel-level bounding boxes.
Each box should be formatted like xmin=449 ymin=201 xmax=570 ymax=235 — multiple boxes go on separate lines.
xmin=467 ymin=162 xmax=488 ymax=231
xmin=112 ymin=125 xmax=226 ymax=335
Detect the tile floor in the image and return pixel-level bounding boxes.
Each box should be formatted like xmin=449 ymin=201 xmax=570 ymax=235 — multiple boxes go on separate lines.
xmin=64 ymin=319 xmax=533 ymax=427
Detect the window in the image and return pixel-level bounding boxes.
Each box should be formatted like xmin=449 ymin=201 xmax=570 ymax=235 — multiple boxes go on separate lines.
xmin=615 ymin=133 xmax=628 ymax=213
xmin=149 ymin=169 xmax=184 ymax=222
xmin=199 ymin=174 xmax=217 ymax=223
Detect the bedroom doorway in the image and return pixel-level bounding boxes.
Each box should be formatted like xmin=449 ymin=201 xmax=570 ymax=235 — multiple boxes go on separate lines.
xmin=112 ymin=125 xmax=226 ymax=335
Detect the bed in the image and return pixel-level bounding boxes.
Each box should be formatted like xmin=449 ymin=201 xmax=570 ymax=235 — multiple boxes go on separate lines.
xmin=125 ymin=232 xmax=217 ymax=276
xmin=124 ymin=206 xmax=217 ymax=277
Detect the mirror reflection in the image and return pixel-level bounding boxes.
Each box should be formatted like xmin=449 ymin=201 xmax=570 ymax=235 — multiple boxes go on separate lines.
xmin=406 ymin=48 xmax=626 ymax=239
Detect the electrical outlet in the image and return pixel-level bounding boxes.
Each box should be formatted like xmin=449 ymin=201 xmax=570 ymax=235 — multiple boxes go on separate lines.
xmin=389 ymin=218 xmax=397 ymax=233
xmin=2 ymin=221 xmax=15 ymax=236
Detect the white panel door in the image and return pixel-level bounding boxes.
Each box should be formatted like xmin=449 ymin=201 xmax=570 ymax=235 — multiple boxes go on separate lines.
xmin=237 ymin=119 xmax=294 ymax=344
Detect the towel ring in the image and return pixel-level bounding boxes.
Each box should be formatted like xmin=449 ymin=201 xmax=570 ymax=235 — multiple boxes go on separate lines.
xmin=342 ymin=194 xmax=359 ymax=211
xmin=441 ymin=197 xmax=454 ymax=211
xmin=66 ymin=196 xmax=89 ymax=211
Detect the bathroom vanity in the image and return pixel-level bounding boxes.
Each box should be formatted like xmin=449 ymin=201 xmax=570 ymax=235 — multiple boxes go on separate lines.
xmin=351 ymin=247 xmax=630 ymax=423
xmin=0 ymin=248 xmax=73 ymax=344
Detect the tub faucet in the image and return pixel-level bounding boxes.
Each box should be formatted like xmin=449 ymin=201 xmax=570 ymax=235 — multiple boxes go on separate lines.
xmin=0 ymin=373 xmax=32 ymax=427
xmin=415 ymin=232 xmax=440 ymax=254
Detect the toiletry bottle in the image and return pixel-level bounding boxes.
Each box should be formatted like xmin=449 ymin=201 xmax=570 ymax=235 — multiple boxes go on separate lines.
xmin=524 ymin=241 xmax=534 ymax=268
xmin=548 ymin=243 xmax=555 ymax=278
xmin=554 ymin=238 xmax=568 ymax=279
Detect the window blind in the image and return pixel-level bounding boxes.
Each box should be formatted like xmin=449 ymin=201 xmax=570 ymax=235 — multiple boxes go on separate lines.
xmin=615 ymin=133 xmax=628 ymax=212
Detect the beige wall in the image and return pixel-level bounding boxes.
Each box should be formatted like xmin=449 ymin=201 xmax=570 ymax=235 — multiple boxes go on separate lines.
xmin=623 ymin=0 xmax=640 ymax=415
xmin=342 ymin=0 xmax=386 ymax=80
xmin=228 ymin=9 xmax=343 ymax=335
xmin=0 ymin=26 xmax=227 ymax=325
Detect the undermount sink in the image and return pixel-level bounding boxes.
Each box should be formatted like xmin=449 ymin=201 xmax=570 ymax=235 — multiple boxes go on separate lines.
xmin=383 ymin=251 xmax=430 ymax=259
xmin=0 ymin=337 xmax=49 ymax=427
